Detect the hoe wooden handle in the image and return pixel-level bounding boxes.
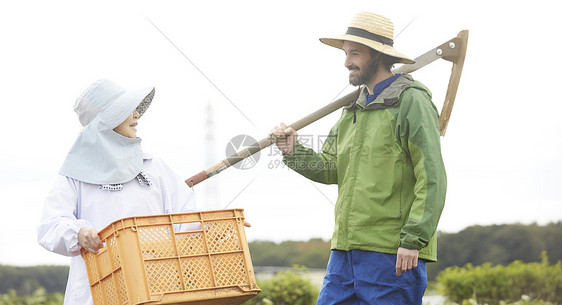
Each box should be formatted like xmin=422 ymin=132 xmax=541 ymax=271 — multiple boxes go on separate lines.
xmin=185 ymin=88 xmax=361 ymax=187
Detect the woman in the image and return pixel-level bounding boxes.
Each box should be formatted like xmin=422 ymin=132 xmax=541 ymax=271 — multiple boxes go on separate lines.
xmin=37 ymin=79 xmax=197 ymax=305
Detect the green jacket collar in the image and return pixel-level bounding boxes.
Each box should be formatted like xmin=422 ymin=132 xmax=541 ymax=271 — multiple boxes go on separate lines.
xmin=347 ymin=74 xmax=416 ymax=110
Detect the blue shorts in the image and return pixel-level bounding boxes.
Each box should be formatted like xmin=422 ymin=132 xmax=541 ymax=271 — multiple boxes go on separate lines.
xmin=317 ymin=250 xmax=427 ymax=305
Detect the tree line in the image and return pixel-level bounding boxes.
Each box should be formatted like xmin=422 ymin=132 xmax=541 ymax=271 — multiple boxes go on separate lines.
xmin=249 ymin=222 xmax=562 ymax=280
xmin=426 ymin=221 xmax=562 ymax=279
xmin=1 ymin=221 xmax=560 ymax=295
xmin=0 ymin=265 xmax=68 ymax=295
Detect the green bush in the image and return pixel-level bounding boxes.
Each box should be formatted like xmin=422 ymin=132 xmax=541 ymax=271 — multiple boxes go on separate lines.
xmin=440 ymin=295 xmax=557 ymax=305
xmin=437 ymin=252 xmax=562 ymax=304
xmin=0 ymin=287 xmax=63 ymax=305
xmin=244 ymin=266 xmax=319 ymax=305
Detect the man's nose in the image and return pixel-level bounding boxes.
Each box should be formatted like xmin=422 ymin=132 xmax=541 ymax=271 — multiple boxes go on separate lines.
xmin=344 ymin=55 xmax=352 ymax=68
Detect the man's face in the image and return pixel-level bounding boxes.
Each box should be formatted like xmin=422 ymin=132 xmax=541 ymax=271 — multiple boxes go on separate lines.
xmin=343 ymin=41 xmax=377 ymax=86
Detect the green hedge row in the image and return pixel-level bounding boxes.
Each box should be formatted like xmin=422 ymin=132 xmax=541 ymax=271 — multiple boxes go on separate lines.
xmin=244 ymin=266 xmax=318 ymax=305
xmin=0 ymin=287 xmax=63 ymax=305
xmin=454 ymin=295 xmax=558 ymax=305
xmin=437 ymin=252 xmax=562 ymax=304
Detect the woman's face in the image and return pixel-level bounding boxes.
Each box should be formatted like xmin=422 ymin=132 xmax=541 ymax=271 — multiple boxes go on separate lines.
xmin=113 ymin=110 xmax=139 ymax=138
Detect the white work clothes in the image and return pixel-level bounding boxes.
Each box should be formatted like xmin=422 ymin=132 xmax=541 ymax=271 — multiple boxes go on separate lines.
xmin=37 ymin=157 xmax=196 ymax=305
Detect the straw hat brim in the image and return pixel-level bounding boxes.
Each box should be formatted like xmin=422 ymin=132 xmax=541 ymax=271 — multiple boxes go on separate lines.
xmin=320 ymin=34 xmax=415 ymax=64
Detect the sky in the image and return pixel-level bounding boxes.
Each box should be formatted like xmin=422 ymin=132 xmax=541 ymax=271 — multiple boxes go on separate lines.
xmin=0 ymin=0 xmax=561 ymax=266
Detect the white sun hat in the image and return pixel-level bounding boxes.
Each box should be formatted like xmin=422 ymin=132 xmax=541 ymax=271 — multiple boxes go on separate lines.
xmin=74 ymin=79 xmax=155 ymax=128
xmin=59 ymin=79 xmax=155 ymax=185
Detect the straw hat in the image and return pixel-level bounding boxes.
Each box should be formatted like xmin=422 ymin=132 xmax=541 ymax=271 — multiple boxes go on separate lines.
xmin=320 ymin=12 xmax=415 ymax=64
xmin=74 ymin=79 xmax=155 ymax=128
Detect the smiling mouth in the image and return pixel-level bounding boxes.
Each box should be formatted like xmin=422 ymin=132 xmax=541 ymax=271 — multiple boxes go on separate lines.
xmin=349 ymin=70 xmax=361 ymax=78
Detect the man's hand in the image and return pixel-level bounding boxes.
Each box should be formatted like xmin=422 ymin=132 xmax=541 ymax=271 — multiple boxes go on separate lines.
xmin=270 ymin=122 xmax=298 ymax=155
xmin=78 ymin=227 xmax=103 ymax=254
xmin=395 ymin=247 xmax=419 ymax=276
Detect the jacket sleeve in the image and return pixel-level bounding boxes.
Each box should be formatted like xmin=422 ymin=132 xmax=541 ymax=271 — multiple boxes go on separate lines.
xmin=282 ymin=123 xmax=338 ymax=184
xmin=396 ymin=88 xmax=447 ymax=250
xmin=37 ymin=175 xmax=93 ymax=257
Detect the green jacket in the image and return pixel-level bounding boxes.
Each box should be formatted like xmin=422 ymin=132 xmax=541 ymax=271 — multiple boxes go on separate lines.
xmin=283 ymin=74 xmax=446 ymax=261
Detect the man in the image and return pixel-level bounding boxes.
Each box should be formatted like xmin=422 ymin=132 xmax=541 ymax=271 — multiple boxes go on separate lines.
xmin=271 ymin=12 xmax=447 ymax=304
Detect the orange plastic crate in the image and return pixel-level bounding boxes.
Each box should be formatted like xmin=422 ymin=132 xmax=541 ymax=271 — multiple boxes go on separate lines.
xmin=81 ymin=209 xmax=260 ymax=305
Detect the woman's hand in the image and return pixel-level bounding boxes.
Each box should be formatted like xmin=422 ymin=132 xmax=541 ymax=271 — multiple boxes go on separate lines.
xmin=78 ymin=227 xmax=103 ymax=254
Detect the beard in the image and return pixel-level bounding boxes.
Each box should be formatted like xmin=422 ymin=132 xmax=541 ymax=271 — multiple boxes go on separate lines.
xmin=348 ymin=57 xmax=380 ymax=87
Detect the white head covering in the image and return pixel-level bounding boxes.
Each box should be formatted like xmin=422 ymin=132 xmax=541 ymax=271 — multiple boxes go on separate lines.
xmin=59 ymin=79 xmax=155 ymax=185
